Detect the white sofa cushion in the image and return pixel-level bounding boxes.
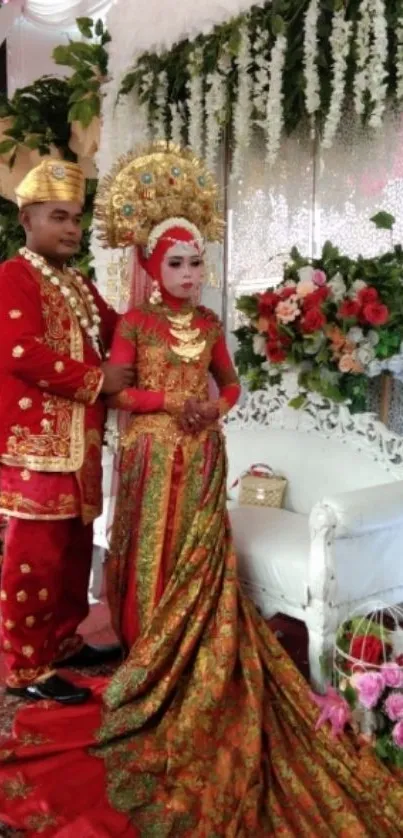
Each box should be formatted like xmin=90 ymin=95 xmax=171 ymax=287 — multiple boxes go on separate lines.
xmin=229 ymin=505 xmax=310 ymax=607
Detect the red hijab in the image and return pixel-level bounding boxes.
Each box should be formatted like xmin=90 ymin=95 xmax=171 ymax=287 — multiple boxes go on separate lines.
xmin=139 ymin=225 xmax=203 ymax=284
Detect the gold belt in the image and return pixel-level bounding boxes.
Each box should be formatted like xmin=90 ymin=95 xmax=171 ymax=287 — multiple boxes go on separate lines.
xmin=122 ymin=413 xmax=221 ymax=450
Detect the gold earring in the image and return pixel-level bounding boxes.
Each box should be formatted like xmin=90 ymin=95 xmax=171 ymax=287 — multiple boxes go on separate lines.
xmin=149 ymin=280 xmax=162 ymax=305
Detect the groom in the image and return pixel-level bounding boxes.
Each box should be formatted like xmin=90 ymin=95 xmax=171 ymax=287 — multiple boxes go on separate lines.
xmin=0 ymin=160 xmax=131 ymax=704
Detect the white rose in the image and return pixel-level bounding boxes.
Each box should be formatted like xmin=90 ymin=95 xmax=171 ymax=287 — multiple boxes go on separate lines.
xmin=50 ymin=277 xmax=59 ymax=286
xmin=347 ymin=326 xmax=364 ymax=343
xmin=328 ymin=272 xmax=346 ymax=302
xmin=368 ymin=330 xmax=379 ymax=347
xmin=297 ymin=265 xmax=314 ymax=284
xmin=253 ymin=334 xmax=267 ymax=357
xmin=349 ymin=279 xmax=367 ymax=298
xmin=69 ymin=298 xmax=77 ymax=308
xmin=387 ymin=355 xmax=403 ymax=374
xmin=367 ymin=359 xmax=383 ymax=377
xmin=61 ymin=286 xmax=70 ymax=297
xmin=356 ymin=342 xmax=375 ymax=367
xmin=80 ymin=318 xmax=89 ymax=328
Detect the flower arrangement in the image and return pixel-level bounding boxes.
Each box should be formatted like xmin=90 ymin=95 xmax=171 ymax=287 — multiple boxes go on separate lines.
xmin=234 ymin=213 xmax=403 ymax=412
xmin=312 ymin=607 xmax=403 ymax=768
xmin=119 ymin=0 xmax=399 ymax=171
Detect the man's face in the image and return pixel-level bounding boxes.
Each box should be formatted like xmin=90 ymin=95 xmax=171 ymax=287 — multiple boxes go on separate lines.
xmin=20 ymin=201 xmax=83 ymax=262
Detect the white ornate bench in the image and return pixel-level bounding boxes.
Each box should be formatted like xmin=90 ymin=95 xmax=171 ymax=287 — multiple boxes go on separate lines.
xmin=225 ymin=379 xmax=403 ymax=689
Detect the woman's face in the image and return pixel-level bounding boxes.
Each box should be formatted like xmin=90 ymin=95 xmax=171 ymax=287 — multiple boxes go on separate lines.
xmin=160 ymin=243 xmax=204 ymax=300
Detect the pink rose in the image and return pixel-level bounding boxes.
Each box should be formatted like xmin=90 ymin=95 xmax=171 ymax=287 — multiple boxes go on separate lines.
xmin=310 ymin=686 xmax=351 ymax=737
xmin=380 ymin=663 xmax=403 ymax=689
xmin=392 ymin=720 xmax=403 ymax=749
xmin=354 ymin=671 xmax=385 ymax=709
xmin=384 ymin=692 xmax=403 ymax=721
xmin=312 ymin=269 xmax=327 ymax=287
xmin=275 ymin=299 xmax=300 ymax=324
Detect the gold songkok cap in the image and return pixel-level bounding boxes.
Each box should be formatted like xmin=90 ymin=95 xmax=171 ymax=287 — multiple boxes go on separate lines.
xmin=94 ymin=141 xmax=224 ymax=250
xmin=15 ymin=160 xmax=85 ymax=209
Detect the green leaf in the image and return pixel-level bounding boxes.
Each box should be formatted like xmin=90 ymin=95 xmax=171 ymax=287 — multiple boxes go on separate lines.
xmin=52 ymin=45 xmax=80 ymax=68
xmin=235 ymin=294 xmax=259 ymax=317
xmin=0 ymin=139 xmax=16 ymax=154
xmin=67 ymin=42 xmax=97 ymax=62
xmin=288 ymin=394 xmax=307 ymax=409
xmin=95 ymin=18 xmax=104 ymax=37
xmin=24 ymin=134 xmax=41 ymax=149
xmin=119 ymin=72 xmax=137 ymax=96
xmin=76 ymin=17 xmax=94 ymax=38
xmin=271 ymin=14 xmax=285 ymax=35
xmin=68 ymin=98 xmax=98 ymax=127
xmin=343 ymin=684 xmax=357 ymax=709
xmin=370 ymin=211 xmax=395 ymax=231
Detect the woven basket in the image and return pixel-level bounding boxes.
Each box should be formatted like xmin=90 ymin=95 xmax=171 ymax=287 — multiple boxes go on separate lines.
xmin=237 ymin=463 xmax=287 ymax=509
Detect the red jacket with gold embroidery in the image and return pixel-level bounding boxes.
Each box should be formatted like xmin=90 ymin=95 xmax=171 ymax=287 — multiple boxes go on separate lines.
xmin=0 ymin=256 xmax=117 ymax=474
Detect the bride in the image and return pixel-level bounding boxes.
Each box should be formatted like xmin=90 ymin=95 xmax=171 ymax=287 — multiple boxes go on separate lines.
xmin=0 ymin=142 xmax=402 ymax=837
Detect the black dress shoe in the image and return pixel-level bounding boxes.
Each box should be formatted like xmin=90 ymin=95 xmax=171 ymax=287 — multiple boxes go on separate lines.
xmin=57 ymin=642 xmax=122 ymax=669
xmin=6 ymin=674 xmax=92 ymax=705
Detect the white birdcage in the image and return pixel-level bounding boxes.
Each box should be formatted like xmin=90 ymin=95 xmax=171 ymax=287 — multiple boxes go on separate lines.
xmin=333 ymin=600 xmax=403 ymax=682
xmin=333 ymin=601 xmax=403 ymax=738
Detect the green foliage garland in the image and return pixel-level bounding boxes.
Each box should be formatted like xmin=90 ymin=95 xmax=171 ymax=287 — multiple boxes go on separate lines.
xmin=0 ymin=19 xmax=108 ymax=274
xmin=119 ymin=0 xmax=403 ymax=143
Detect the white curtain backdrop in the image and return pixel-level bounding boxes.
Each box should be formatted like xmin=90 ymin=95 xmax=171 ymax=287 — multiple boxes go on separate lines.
xmin=1 ymin=0 xmax=113 ymax=93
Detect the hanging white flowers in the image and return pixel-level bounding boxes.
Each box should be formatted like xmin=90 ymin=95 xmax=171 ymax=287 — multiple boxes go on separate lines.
xmin=204 ymin=47 xmax=231 ymax=172
xmin=138 ymin=70 xmax=154 ymax=143
xmin=187 ymin=46 xmax=204 ymax=158
xmin=265 ymin=34 xmax=287 ymax=166
xmin=354 ymin=0 xmax=372 ymax=115
xmin=253 ymin=26 xmax=271 ymax=126
xmin=303 ymin=0 xmax=321 ymax=122
xmin=231 ymin=23 xmax=253 ymax=180
xmin=169 ymin=103 xmax=184 ymax=145
xmin=322 ymin=10 xmax=353 ymax=149
xmin=153 ymin=70 xmax=168 ymax=140
xmin=368 ymin=0 xmax=388 ymax=127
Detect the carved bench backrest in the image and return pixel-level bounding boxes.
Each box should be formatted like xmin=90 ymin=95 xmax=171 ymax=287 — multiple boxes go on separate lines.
xmin=225 ymin=386 xmax=403 ymax=515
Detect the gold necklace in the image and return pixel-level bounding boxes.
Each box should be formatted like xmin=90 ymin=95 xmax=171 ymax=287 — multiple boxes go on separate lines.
xmin=20 ymin=248 xmax=102 ymax=355
xmin=166 ymin=310 xmax=206 ymax=363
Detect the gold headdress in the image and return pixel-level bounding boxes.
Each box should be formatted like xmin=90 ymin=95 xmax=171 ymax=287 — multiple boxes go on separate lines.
xmin=15 ymin=160 xmax=85 ymax=209
xmin=94 ymin=141 xmax=224 ymax=250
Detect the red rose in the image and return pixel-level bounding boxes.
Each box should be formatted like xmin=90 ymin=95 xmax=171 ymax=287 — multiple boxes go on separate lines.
xmin=350 ymin=635 xmax=384 ymax=665
xmin=266 ymin=341 xmax=287 ymax=363
xmin=300 ymin=307 xmax=326 ymax=333
xmin=279 ymin=332 xmax=292 ymax=348
xmin=267 ymin=318 xmax=280 ymax=340
xmin=396 ymin=654 xmax=403 ymax=666
xmin=303 ymin=287 xmax=330 ymax=310
xmin=362 ymin=302 xmax=389 ymax=326
xmin=337 ymin=299 xmax=361 ymax=319
xmin=357 ymin=287 xmax=378 ymax=306
xmin=258 ymin=291 xmax=279 ymax=315
xmin=279 ymin=286 xmax=296 ymax=300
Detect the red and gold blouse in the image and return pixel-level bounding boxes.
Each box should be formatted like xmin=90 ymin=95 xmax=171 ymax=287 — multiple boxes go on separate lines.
xmin=107 ymin=301 xmax=241 ymax=435
xmin=0 ymin=256 xmax=117 ymax=522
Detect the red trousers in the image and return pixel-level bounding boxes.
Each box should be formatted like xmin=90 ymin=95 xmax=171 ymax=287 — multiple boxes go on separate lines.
xmin=0 ymin=517 xmax=93 ymax=687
